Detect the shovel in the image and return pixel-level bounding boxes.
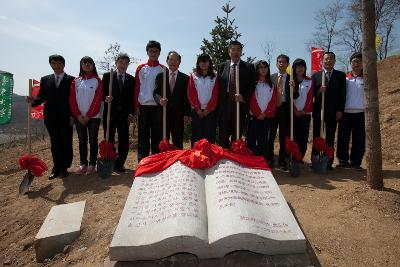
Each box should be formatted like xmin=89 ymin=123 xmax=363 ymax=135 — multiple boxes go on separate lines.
xmin=97 ymin=69 xmax=116 ymax=178
xmin=19 ymin=79 xmax=48 ymax=194
xmin=159 ymin=66 xmax=177 ymax=152
xmin=312 ymin=71 xmax=329 ymax=173
xmin=288 ymin=69 xmax=301 ymax=177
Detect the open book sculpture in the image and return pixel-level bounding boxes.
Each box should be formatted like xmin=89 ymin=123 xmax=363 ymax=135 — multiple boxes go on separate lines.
xmin=110 ymin=139 xmax=306 ymax=261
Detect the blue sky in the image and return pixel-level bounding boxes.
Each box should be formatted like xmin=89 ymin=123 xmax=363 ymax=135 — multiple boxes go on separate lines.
xmin=1 ymin=0 xmax=399 ymax=95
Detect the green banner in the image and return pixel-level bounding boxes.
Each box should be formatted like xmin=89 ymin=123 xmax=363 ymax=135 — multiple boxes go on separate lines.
xmin=0 ymin=71 xmax=13 ymax=125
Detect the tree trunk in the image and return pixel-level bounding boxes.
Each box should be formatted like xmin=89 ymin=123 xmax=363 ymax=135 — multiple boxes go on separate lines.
xmin=361 ymin=0 xmax=383 ymax=190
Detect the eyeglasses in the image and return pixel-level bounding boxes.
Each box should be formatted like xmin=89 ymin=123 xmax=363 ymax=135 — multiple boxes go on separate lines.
xmin=82 ymin=61 xmax=94 ymax=66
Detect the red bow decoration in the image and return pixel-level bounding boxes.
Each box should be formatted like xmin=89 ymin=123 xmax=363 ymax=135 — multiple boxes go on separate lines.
xmin=313 ymin=137 xmax=334 ymax=159
xmin=181 ymin=139 xmax=224 ymax=169
xmin=159 ymin=140 xmax=178 ymax=152
xmin=99 ymin=140 xmax=117 ymax=160
xmin=230 ymin=139 xmax=253 ymax=155
xmin=285 ymin=137 xmax=304 ymax=162
xmin=18 ymin=154 xmax=48 ymax=177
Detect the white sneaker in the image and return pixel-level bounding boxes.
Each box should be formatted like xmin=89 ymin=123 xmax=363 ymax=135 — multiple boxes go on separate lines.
xmin=76 ymin=165 xmax=87 ymax=175
xmin=86 ymin=165 xmax=96 ymax=175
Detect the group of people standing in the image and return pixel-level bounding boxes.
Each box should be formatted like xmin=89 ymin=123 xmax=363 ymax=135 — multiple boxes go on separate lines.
xmin=28 ymin=39 xmax=366 ymax=180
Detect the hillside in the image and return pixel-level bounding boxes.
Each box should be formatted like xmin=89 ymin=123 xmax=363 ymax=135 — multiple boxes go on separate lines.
xmin=377 ymin=55 xmax=400 ymax=164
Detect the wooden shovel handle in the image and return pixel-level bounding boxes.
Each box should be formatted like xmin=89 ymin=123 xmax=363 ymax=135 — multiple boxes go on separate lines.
xmin=105 ymin=69 xmax=113 ymax=142
xmin=162 ymin=66 xmax=167 ymax=140
xmin=28 ymin=79 xmax=32 ymax=157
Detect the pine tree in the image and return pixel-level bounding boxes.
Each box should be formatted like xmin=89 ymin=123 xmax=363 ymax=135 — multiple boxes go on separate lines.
xmin=200 ymin=2 xmax=255 ymax=66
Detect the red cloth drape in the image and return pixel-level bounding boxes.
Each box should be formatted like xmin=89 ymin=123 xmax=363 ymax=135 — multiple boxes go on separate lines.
xmin=135 ymin=139 xmax=269 ymax=177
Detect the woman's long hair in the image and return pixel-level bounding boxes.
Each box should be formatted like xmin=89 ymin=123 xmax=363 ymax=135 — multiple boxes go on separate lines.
xmin=254 ymin=60 xmax=272 ymax=87
xmin=79 ymin=56 xmax=98 ymax=77
xmin=195 ymin=54 xmax=215 ymax=78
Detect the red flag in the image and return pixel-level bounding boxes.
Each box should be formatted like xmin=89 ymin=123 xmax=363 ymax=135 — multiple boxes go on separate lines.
xmin=311 ymin=47 xmax=325 ymax=74
xmin=31 ymin=80 xmax=44 ymax=120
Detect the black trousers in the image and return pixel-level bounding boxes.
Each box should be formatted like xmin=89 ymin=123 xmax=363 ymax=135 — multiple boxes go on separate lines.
xmin=45 ymin=120 xmax=73 ymax=172
xmin=337 ymin=112 xmax=365 ymax=166
xmin=312 ymin=113 xmax=338 ymax=167
xmin=218 ymin=94 xmax=246 ymax=149
xmin=137 ymin=105 xmax=162 ymax=162
xmin=293 ymin=114 xmax=311 ymax=157
xmin=103 ymin=113 xmax=130 ymax=168
xmin=267 ymin=103 xmax=289 ymax=164
xmin=246 ymin=116 xmax=272 ymax=161
xmin=190 ymin=109 xmax=217 ymax=146
xmin=166 ymin=111 xmax=184 ymax=149
xmin=75 ymin=118 xmax=101 ymax=166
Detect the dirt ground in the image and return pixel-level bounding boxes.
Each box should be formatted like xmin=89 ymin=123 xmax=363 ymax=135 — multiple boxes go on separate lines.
xmin=1 ymin=56 xmax=399 ymax=267
xmin=0 ymin=135 xmax=399 ymax=267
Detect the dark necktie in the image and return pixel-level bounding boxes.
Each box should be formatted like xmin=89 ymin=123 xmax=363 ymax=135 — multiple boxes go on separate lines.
xmin=229 ymin=63 xmax=237 ymax=100
xmin=118 ymin=74 xmax=124 ymax=92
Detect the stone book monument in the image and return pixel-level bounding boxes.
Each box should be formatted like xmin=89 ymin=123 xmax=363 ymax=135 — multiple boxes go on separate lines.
xmin=110 ymin=159 xmax=306 ymax=261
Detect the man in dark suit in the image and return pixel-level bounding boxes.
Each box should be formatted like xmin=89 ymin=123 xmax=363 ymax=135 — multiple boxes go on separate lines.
xmin=216 ymin=40 xmax=256 ymax=149
xmin=268 ymin=54 xmax=298 ymax=170
xmin=153 ymin=51 xmax=189 ymax=149
xmin=102 ymin=53 xmax=135 ymax=172
xmin=312 ymin=51 xmax=346 ymax=169
xmin=28 ymin=54 xmax=74 ymax=179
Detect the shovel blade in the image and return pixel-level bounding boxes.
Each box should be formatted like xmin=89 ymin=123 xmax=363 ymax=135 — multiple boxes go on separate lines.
xmin=97 ymin=159 xmax=114 ymax=179
xmin=19 ymin=172 xmax=34 ymax=195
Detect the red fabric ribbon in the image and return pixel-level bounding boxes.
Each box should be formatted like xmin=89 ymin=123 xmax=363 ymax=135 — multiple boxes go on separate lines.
xmin=285 ymin=137 xmax=304 ymax=162
xmin=18 ymin=154 xmax=48 ymax=177
xmin=159 ymin=140 xmax=178 ymax=152
xmin=135 ymin=139 xmax=269 ymax=177
xmin=99 ymin=140 xmax=117 ymax=160
xmin=312 ymin=137 xmax=334 ymax=159
xmin=230 ymin=139 xmax=253 ymax=155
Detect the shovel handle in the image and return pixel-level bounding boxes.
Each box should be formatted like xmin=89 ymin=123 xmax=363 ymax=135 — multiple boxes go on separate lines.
xmin=105 ymin=69 xmax=113 ymax=142
xmin=162 ymin=66 xmax=166 ymax=140
xmin=235 ymin=64 xmax=240 ymax=140
xmin=290 ymin=68 xmax=294 ymax=141
xmin=320 ymin=72 xmax=326 ymax=136
xmin=28 ymin=79 xmax=32 ymax=157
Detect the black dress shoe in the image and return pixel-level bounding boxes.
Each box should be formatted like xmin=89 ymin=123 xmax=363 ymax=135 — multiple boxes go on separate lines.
xmin=59 ymin=170 xmax=70 ymax=178
xmin=336 ymin=162 xmax=349 ymax=168
xmin=279 ymin=162 xmax=287 ymax=171
xmin=49 ymin=172 xmax=59 ymax=180
xmin=114 ymin=165 xmax=126 ymax=173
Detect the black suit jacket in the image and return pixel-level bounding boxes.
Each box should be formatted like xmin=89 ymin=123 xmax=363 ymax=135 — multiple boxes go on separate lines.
xmin=32 ymin=73 xmax=74 ymax=125
xmin=312 ymin=69 xmax=346 ymax=118
xmin=102 ymin=72 xmax=135 ymax=118
xmin=153 ymin=70 xmax=190 ymax=118
xmin=216 ymin=60 xmax=256 ymax=111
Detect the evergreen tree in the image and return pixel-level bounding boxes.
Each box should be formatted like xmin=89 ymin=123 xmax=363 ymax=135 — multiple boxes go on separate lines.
xmin=200 ymin=2 xmax=255 ymax=66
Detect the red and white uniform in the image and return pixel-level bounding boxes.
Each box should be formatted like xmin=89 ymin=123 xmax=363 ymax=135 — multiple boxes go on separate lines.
xmin=187 ymin=73 xmax=219 ymax=112
xmin=294 ymin=76 xmax=314 ymax=114
xmin=134 ymin=60 xmax=163 ymax=109
xmin=69 ymin=73 xmax=103 ymax=118
xmin=345 ymin=72 xmax=364 ymax=113
xmin=249 ymin=81 xmax=276 ymax=118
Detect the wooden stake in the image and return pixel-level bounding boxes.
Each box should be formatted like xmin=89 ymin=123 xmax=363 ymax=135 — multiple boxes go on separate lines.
xmin=162 ymin=66 xmax=167 ymax=140
xmin=105 ymin=69 xmax=113 ymax=143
